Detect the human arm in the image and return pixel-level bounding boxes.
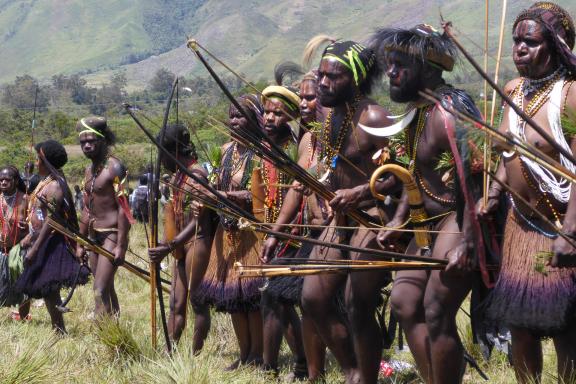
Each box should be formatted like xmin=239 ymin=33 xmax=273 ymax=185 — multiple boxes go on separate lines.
xmin=149 ymin=216 xmax=199 ymax=263
xmin=111 ymin=161 xmax=131 ymax=266
xmin=377 ymin=189 xmax=409 ymax=248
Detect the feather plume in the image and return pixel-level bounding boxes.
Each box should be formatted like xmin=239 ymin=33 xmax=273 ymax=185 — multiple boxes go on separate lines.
xmin=302 ymin=34 xmax=336 ymax=70
xmin=274 ymin=61 xmax=304 ymax=86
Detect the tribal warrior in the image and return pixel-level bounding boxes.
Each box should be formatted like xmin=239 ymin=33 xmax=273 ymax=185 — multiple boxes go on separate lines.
xmin=371 ymin=24 xmax=484 ymax=384
xmin=75 ymin=116 xmax=132 ymax=318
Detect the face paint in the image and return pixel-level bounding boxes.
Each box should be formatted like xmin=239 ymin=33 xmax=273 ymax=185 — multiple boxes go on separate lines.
xmin=385 ymin=51 xmax=423 ymax=103
xmin=513 ymin=20 xmax=558 ymax=79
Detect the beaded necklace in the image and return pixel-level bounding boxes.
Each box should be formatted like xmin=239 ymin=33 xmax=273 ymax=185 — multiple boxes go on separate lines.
xmin=262 ymin=141 xmax=291 ymax=223
xmin=519 ymin=158 xmax=562 ymax=228
xmin=319 ymin=95 xmax=360 ymax=178
xmin=217 ymin=143 xmax=254 ymax=230
xmin=407 ymin=106 xmax=457 ymax=206
xmin=27 ymin=175 xmax=54 ymax=225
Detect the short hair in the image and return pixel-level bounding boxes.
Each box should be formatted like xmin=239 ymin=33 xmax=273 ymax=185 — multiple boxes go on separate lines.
xmin=139 ymin=174 xmax=148 ymax=185
xmin=35 ymin=140 xmax=68 ymax=169
xmin=159 ymin=123 xmax=197 ymax=160
xmin=0 ymin=165 xmax=26 ymax=192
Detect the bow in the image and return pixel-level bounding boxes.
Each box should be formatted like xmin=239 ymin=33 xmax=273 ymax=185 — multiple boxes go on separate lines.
xmin=147 ymin=79 xmax=178 ymax=353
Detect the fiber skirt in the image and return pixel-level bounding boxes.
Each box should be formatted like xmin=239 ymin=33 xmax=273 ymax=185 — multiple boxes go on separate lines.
xmin=15 ymin=234 xmax=89 ymax=299
xmin=485 ymin=211 xmax=576 ymax=335
xmin=193 ymin=226 xmax=263 ymax=313
xmin=263 ymin=242 xmax=308 ymax=305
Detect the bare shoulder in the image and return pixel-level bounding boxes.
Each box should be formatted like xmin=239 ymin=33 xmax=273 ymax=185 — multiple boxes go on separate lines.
xmin=503 ymin=78 xmax=522 ymax=95
xmin=107 ymin=156 xmax=127 ymax=179
xmin=45 ymin=179 xmax=64 ymax=203
xmin=358 ymin=99 xmax=392 ymax=127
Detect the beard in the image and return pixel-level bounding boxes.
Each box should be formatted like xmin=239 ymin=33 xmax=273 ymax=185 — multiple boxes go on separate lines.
xmin=389 ymin=76 xmax=421 ymax=103
xmin=318 ymin=85 xmax=355 ymax=107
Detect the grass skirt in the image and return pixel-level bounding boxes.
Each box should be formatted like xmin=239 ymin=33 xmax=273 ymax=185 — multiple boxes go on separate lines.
xmin=15 ymin=234 xmax=89 ymax=299
xmin=193 ymin=225 xmax=263 ymax=313
xmin=263 ymin=240 xmax=311 ymax=305
xmin=485 ymin=211 xmax=576 ymax=335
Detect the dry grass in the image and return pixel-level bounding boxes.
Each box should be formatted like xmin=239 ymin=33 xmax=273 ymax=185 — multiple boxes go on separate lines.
xmin=0 ymin=222 xmax=565 ymax=383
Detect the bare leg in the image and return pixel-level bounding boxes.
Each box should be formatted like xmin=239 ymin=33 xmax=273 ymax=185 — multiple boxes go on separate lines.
xmin=93 ymin=235 xmax=120 ymax=317
xmin=510 ymin=327 xmax=543 ymax=383
xmin=230 ymin=312 xmax=251 ymax=367
xmin=301 ymin=225 xmax=357 ymax=383
xmin=168 ymin=257 xmax=188 ymax=342
xmin=44 ymin=290 xmax=65 ymax=334
xmin=192 ymin=303 xmax=211 ymax=353
xmin=283 ymin=305 xmax=306 ymax=366
xmin=92 ymin=253 xmax=118 ymax=317
xmin=18 ymin=299 xmax=31 ymax=320
xmin=262 ymin=291 xmax=285 ymax=370
xmin=302 ymin=312 xmax=326 ymax=381
xmin=423 ymin=216 xmax=472 ymax=384
xmin=346 ymin=229 xmax=391 ymax=384
xmin=247 ymin=310 xmax=263 ymax=364
xmin=390 ymin=241 xmax=431 ymax=382
xmin=553 ymin=326 xmax=576 ymax=383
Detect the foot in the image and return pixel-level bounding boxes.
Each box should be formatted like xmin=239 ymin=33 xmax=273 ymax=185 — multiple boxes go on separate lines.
xmin=224 ymin=359 xmax=242 ymax=371
xmin=11 ymin=311 xmax=32 ymax=321
xmin=284 ymin=359 xmax=308 ymax=381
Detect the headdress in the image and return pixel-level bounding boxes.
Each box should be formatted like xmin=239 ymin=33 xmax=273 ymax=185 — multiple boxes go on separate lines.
xmin=76 ymin=115 xmax=116 ymax=145
xmin=261 ymin=85 xmax=301 ymax=114
xmin=303 ymin=35 xmax=377 ymax=87
xmin=77 ymin=116 xmax=107 ymax=138
xmin=369 ymin=24 xmax=457 ymax=72
xmin=514 ymin=2 xmax=576 ymax=74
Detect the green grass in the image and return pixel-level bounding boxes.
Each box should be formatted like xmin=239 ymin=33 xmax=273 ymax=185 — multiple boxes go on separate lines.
xmin=0 ymin=222 xmax=566 ymax=383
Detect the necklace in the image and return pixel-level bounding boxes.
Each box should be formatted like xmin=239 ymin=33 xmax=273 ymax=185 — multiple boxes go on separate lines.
xmin=262 ymin=141 xmax=291 ymax=224
xmin=522 ymin=67 xmax=566 ymax=96
xmin=319 ymin=95 xmax=360 ymax=181
xmin=408 ymin=106 xmax=456 ymax=206
xmin=27 ymin=175 xmax=54 ymax=224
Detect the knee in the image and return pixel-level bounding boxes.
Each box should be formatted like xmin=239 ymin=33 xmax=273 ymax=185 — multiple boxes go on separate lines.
xmin=390 ymin=292 xmax=419 ymax=323
xmin=424 ymin=301 xmax=445 ymax=337
xmin=301 ymin=292 xmax=324 ymax=317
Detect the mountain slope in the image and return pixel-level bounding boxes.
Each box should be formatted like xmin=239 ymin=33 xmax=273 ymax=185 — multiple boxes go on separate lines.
xmin=1 ymin=0 xmax=575 ymax=86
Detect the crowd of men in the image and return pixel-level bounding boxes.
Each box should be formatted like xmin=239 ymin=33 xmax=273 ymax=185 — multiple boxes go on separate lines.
xmin=0 ymin=2 xmax=575 ymax=383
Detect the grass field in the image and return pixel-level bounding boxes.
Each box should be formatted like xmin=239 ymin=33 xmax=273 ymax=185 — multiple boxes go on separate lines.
xmin=0 ymin=222 xmax=565 ymax=383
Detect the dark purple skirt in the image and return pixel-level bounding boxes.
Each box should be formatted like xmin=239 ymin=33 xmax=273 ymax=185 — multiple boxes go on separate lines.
xmin=15 ymin=234 xmax=89 ymax=299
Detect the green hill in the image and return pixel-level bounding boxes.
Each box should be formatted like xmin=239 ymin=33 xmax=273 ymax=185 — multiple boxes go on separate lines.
xmin=1 ymin=0 xmax=575 ymax=87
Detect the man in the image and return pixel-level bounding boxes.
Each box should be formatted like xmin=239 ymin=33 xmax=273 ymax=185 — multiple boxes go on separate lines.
xmin=292 ymin=37 xmax=393 ymax=383
xmin=75 ymin=116 xmax=132 ymax=318
xmin=260 ymin=71 xmax=328 ymax=380
xmin=16 ymin=140 xmax=89 ymax=332
xmin=21 ymin=161 xmax=40 ymax=195
xmin=132 ymin=175 xmax=149 ymax=223
xmin=479 ymin=3 xmax=576 ymax=382
xmin=257 ymin=85 xmax=308 ymax=378
xmin=148 ymin=123 xmax=215 ymax=349
xmin=371 ymin=25 xmax=484 ymax=384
